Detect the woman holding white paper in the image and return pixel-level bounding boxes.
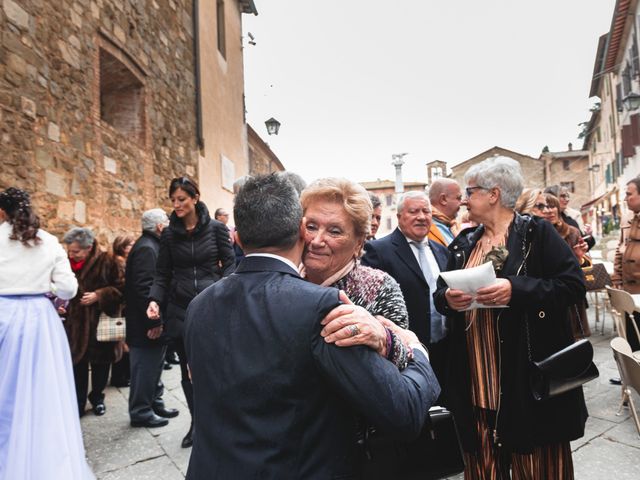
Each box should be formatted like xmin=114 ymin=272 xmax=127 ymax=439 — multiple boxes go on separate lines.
xmin=433 ymin=157 xmax=587 ymax=479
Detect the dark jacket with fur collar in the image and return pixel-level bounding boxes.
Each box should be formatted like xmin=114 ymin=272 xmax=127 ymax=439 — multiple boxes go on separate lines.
xmin=65 ymin=242 xmax=124 ymax=364
xmin=433 ymin=213 xmax=588 ymax=453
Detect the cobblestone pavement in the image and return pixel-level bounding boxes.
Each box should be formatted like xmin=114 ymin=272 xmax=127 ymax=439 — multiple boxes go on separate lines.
xmin=82 ymin=299 xmax=640 ymax=479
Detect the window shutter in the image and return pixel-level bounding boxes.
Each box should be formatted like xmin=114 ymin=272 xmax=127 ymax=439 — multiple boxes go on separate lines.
xmin=632 ymin=114 xmax=640 ymax=145
xmin=616 ymin=83 xmax=624 ymax=112
xmin=622 ymin=124 xmax=635 ymax=158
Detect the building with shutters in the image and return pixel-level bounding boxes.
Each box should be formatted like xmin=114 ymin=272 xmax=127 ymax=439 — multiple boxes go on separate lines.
xmin=603 ymin=1 xmax=640 ymax=202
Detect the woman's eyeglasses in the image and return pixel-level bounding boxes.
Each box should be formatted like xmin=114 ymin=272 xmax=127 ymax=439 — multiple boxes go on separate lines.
xmin=465 ymin=186 xmax=487 ymax=198
xmin=533 ymin=203 xmax=549 ymax=211
xmin=559 ymin=193 xmax=570 ymax=199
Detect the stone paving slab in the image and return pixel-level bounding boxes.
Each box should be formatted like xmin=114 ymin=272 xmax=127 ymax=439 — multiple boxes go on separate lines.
xmin=83 ymin=305 xmax=640 ymax=479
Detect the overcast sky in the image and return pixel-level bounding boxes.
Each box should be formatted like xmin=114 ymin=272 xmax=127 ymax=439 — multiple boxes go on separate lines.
xmin=243 ymin=0 xmax=615 ymax=185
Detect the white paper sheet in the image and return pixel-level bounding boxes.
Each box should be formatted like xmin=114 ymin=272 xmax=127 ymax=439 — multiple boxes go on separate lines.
xmin=439 ymin=261 xmax=508 ymax=311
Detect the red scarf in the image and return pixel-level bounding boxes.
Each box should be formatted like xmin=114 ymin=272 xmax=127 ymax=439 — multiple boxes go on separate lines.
xmin=69 ymin=258 xmax=86 ymax=273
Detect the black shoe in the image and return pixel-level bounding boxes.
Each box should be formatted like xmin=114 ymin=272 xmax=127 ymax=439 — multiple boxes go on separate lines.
xmin=130 ymin=415 xmax=169 ymax=428
xmin=181 ymin=424 xmax=193 ymax=448
xmin=610 ymin=377 xmax=622 ymax=385
xmin=93 ymin=403 xmax=106 ymax=416
xmin=163 ymin=361 xmax=173 ymax=370
xmin=167 ymin=351 xmax=180 ymax=365
xmin=154 ymin=406 xmax=180 ymax=418
xmin=111 ymin=380 xmax=130 ymax=388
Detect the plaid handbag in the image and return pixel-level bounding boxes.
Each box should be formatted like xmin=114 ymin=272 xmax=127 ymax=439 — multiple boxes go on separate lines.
xmin=582 ymin=262 xmax=612 ymax=291
xmin=96 ymin=311 xmax=126 ymax=342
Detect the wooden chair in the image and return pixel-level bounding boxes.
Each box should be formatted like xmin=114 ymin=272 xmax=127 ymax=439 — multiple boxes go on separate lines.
xmin=611 ymin=337 xmax=640 ymax=436
xmin=606 ymin=286 xmax=640 ymax=358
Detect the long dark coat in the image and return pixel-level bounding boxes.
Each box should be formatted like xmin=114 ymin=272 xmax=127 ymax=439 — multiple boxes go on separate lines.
xmin=433 ymin=213 xmax=588 ymax=454
xmin=65 ymin=242 xmax=123 ymax=364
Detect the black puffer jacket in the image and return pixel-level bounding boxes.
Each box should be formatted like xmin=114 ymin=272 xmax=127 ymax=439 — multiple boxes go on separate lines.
xmin=150 ymin=202 xmax=235 ymax=338
xmin=434 ymin=213 xmax=588 ymax=454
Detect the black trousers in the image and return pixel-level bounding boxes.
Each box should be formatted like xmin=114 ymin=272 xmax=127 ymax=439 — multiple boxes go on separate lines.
xmin=73 ymin=359 xmax=110 ymax=415
xmin=626 ymin=312 xmax=640 ymax=351
xmin=174 ymin=337 xmax=194 ymax=414
xmin=110 ymin=352 xmax=130 ymax=386
xmin=129 ymin=345 xmax=166 ymax=421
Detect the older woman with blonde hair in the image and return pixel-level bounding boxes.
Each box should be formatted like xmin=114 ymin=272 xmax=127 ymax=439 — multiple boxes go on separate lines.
xmin=434 ymin=157 xmax=587 ymax=479
xmin=515 ymin=187 xmax=548 ymax=218
xmin=300 ymin=177 xmax=438 ymax=478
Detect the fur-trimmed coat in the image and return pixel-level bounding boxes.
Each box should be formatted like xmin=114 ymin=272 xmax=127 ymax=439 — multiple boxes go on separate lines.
xmin=64 ymin=242 xmax=124 ymax=365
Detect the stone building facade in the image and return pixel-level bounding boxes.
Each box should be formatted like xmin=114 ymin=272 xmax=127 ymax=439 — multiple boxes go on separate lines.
xmin=541 ymin=146 xmax=591 ymax=210
xmin=449 ymin=146 xmax=544 ymax=190
xmin=0 ymin=0 xmax=256 ymax=243
xmin=247 ymin=124 xmax=284 ymax=175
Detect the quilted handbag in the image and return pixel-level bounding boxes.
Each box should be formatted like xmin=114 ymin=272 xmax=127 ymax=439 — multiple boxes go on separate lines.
xmin=96 ymin=311 xmax=126 ymax=342
xmin=582 ymin=262 xmax=612 ymax=291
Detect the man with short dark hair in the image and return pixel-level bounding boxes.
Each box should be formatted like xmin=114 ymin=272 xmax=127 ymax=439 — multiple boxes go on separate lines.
xmin=213 ymin=208 xmax=230 ymax=225
xmin=368 ymin=192 xmax=382 ymax=240
xmin=184 ymin=174 xmax=438 ymax=479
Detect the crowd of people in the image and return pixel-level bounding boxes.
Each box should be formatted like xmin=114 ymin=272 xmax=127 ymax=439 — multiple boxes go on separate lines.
xmin=1 ymin=160 xmax=640 ymax=479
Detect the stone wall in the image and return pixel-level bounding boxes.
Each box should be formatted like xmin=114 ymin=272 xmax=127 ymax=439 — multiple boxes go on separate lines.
xmin=247 ymin=124 xmax=284 ymax=176
xmin=0 ymin=0 xmax=199 ymax=245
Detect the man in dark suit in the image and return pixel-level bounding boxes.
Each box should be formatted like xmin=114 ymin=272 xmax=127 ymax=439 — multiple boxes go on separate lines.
xmin=184 ymin=174 xmax=439 ymax=480
xmin=126 ymin=209 xmax=178 ymax=428
xmin=361 ymin=191 xmax=450 ymax=383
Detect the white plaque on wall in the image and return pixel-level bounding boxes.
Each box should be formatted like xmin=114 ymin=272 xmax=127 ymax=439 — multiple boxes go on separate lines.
xmin=221 ymin=154 xmax=235 ymax=192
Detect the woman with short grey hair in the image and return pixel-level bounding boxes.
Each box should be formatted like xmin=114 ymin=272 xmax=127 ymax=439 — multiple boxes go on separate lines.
xmin=62 ymin=226 xmax=124 ymax=418
xmin=434 ymin=157 xmax=587 ymax=478
xmin=63 ymin=227 xmax=95 ymax=249
xmin=464 ymin=156 xmax=524 ymax=209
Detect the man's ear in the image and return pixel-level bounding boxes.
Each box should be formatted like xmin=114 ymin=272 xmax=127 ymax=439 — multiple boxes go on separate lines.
xmin=234 ymin=230 xmax=244 ymax=249
xmin=299 ymin=217 xmax=307 ymax=238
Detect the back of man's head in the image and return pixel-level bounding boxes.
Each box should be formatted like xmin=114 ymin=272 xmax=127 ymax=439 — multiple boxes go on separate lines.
xmin=234 ymin=173 xmax=302 ymax=251
xmin=142 ymin=208 xmax=168 ymax=233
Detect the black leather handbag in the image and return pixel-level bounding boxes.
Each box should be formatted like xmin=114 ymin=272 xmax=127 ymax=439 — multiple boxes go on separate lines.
xmin=525 ymin=310 xmax=599 ymax=402
xmin=529 ymin=338 xmax=599 ymax=401
xmin=361 ymin=406 xmax=465 ymax=480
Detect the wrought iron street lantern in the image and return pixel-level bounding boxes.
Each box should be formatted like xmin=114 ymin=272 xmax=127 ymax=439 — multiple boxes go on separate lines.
xmin=265 ymin=117 xmax=281 ymax=135
xmin=623 ymin=92 xmax=640 ymax=111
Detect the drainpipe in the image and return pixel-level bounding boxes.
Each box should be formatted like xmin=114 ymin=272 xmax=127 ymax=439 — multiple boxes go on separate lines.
xmin=193 ymin=0 xmax=204 ymax=150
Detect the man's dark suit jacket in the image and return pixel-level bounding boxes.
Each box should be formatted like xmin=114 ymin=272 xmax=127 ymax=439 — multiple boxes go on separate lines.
xmin=361 ymin=228 xmax=450 ymax=346
xmin=184 ymin=255 xmax=439 ymax=480
xmin=125 ymin=231 xmax=163 ymax=348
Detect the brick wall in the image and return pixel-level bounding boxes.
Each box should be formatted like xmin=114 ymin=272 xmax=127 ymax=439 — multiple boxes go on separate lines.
xmin=0 ymin=0 xmax=199 ymax=244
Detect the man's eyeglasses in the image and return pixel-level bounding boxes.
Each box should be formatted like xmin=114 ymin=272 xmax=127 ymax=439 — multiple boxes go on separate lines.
xmin=533 ymin=203 xmax=549 ymax=211
xmin=465 ymin=186 xmax=487 ymax=198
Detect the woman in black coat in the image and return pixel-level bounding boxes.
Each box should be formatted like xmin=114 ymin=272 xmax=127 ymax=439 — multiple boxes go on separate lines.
xmin=433 ymin=157 xmax=588 ymax=479
xmin=148 ymin=176 xmax=235 ymax=447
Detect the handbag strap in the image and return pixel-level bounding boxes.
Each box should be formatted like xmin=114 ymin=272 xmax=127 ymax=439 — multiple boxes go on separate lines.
xmin=522 ymin=216 xmax=585 ymax=361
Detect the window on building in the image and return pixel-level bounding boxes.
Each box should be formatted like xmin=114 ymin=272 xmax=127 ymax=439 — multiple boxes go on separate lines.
xmin=596 ymin=127 xmax=601 ymax=143
xmin=560 ymin=181 xmax=575 ymax=193
xmin=562 ymin=159 xmax=570 ymax=171
xmin=99 ymin=48 xmax=145 ymax=146
xmin=386 ymin=194 xmax=393 ymax=206
xmin=217 ymin=0 xmax=226 ymax=58
xmin=386 ymin=217 xmax=392 ymax=230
